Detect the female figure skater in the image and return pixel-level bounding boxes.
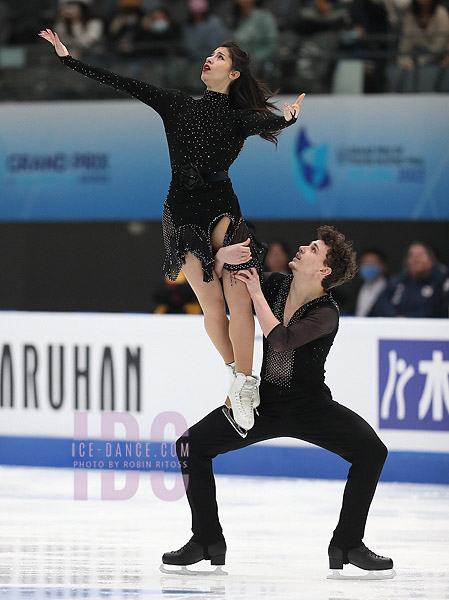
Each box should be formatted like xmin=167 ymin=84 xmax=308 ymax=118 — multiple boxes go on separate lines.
xmin=39 ymin=29 xmax=304 ymax=430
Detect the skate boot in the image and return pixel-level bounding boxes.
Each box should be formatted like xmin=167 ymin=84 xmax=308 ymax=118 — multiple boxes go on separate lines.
xmin=327 ymin=542 xmax=395 ymax=580
xmin=225 ymin=362 xmax=260 ymax=412
xmin=227 ymin=372 xmax=259 ymax=430
xmin=160 ymin=537 xmax=227 ymax=576
xmin=225 ymin=361 xmax=236 ymax=385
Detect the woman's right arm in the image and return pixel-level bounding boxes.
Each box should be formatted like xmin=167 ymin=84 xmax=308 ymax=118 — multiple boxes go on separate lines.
xmin=39 ymin=29 xmax=177 ymax=113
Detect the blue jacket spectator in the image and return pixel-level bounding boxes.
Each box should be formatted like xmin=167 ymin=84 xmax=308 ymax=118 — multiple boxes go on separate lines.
xmin=375 ymin=242 xmax=448 ymax=318
xmin=182 ymin=0 xmax=228 ymax=60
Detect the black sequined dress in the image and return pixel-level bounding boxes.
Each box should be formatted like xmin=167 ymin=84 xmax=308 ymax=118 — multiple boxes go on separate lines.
xmin=59 ymin=56 xmax=297 ymax=281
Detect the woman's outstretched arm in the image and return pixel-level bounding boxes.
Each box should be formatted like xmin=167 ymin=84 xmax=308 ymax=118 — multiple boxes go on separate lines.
xmin=240 ymin=93 xmax=305 ymax=138
xmin=39 ymin=29 xmax=182 ymax=113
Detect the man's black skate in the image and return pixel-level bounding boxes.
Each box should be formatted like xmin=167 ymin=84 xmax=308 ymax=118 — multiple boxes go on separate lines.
xmin=327 ymin=542 xmax=395 ymax=580
xmin=160 ymin=538 xmax=227 ymax=576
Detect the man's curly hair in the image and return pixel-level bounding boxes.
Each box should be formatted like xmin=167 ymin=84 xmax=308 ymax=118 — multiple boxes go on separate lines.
xmin=318 ymin=225 xmax=357 ymax=291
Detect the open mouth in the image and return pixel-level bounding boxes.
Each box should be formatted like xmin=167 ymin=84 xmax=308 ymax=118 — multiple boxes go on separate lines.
xmin=203 ymin=64 xmax=211 ymax=72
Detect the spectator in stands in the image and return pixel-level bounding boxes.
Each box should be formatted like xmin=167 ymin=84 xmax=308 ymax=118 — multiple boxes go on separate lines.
xmin=443 ymin=272 xmax=449 ymax=318
xmin=139 ymin=8 xmax=180 ymax=57
xmin=346 ymin=248 xmax=388 ymax=316
xmin=375 ymin=242 xmax=448 ymax=317
xmin=295 ymin=0 xmax=350 ymax=93
xmin=264 ymin=240 xmax=292 ymax=274
xmin=227 ymin=0 xmax=279 ymax=74
xmin=54 ymin=1 xmax=104 ymax=58
xmin=349 ymin=0 xmax=390 ymax=92
xmin=398 ymin=0 xmax=449 ymax=70
xmin=296 ymin=0 xmax=351 ymax=35
xmin=108 ymin=0 xmax=146 ymax=55
xmin=182 ymin=0 xmax=228 ymax=60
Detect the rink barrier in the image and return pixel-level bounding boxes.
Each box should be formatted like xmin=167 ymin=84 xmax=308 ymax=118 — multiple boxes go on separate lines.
xmin=0 ymin=436 xmax=448 ymax=485
xmin=1 ymin=313 xmax=448 ymax=484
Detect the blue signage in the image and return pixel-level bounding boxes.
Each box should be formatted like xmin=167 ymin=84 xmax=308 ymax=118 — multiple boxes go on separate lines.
xmin=379 ymin=339 xmax=449 ymax=431
xmin=1 ymin=96 xmax=448 ymax=221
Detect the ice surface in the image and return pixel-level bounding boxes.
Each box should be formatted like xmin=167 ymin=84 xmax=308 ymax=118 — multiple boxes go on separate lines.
xmin=0 ymin=466 xmax=448 ymax=599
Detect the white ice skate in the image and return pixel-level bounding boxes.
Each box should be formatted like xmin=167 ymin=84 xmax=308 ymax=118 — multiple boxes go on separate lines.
xmin=222 ymin=405 xmax=248 ymax=438
xmin=227 ymin=372 xmax=259 ymax=430
xmin=225 ymin=362 xmax=260 ymax=412
xmin=225 ymin=361 xmax=236 ymax=385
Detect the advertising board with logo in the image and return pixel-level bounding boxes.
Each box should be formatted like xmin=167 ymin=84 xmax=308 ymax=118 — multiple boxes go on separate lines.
xmin=1 ymin=96 xmax=448 ymax=221
xmin=0 ymin=313 xmax=448 ymax=484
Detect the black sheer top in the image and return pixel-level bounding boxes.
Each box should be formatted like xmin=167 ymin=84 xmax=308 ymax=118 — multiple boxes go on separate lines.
xmin=59 ymin=56 xmax=296 ymax=175
xmin=260 ymin=273 xmax=339 ymax=397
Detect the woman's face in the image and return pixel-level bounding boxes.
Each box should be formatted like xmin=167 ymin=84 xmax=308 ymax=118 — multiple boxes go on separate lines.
xmin=201 ymin=47 xmax=240 ymax=90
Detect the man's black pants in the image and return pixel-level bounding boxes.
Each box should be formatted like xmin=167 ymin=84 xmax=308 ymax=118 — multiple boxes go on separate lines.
xmin=176 ymin=393 xmax=387 ymax=551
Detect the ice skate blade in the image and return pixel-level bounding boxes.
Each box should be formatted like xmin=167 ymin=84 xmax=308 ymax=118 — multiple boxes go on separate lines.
xmin=327 ymin=568 xmax=396 ymax=580
xmin=222 ymin=406 xmax=248 ymax=438
xmin=159 ymin=563 xmax=228 ymax=576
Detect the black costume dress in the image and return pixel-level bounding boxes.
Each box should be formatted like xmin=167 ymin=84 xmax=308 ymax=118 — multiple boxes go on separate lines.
xmin=59 ymin=56 xmax=297 ymax=282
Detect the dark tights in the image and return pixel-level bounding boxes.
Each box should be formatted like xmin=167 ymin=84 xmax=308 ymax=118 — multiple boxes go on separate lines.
xmin=177 ymin=396 xmax=387 ymax=551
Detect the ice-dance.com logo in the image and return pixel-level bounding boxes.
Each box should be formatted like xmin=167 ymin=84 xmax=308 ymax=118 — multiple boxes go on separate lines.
xmin=73 ymin=412 xmax=189 ymax=501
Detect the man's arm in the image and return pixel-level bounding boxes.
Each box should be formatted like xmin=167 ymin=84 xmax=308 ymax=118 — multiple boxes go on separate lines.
xmin=233 ymin=268 xmax=282 ymax=337
xmin=234 ymin=268 xmax=338 ymax=351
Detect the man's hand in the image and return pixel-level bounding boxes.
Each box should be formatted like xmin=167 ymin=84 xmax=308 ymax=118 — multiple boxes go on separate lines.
xmin=234 ymin=268 xmax=263 ymax=299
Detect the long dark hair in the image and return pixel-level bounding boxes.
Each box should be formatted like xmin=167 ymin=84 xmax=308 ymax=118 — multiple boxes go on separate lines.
xmin=220 ymin=41 xmax=282 ymax=146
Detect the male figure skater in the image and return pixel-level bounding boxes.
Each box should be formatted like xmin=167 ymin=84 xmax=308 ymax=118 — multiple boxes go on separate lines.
xmin=162 ymin=226 xmax=394 ymax=576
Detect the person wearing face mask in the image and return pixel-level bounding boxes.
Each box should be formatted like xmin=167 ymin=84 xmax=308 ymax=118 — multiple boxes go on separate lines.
xmin=351 ymin=248 xmax=388 ymax=317
xmin=139 ymin=8 xmax=180 ymax=57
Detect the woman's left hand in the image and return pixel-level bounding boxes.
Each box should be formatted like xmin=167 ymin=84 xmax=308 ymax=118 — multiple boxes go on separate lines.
xmin=284 ymin=93 xmax=305 ymax=121
xmin=234 ymin=268 xmax=262 ymax=297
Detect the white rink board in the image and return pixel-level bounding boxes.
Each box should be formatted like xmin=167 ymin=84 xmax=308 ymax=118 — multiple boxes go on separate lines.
xmin=0 ymin=312 xmax=448 ymax=454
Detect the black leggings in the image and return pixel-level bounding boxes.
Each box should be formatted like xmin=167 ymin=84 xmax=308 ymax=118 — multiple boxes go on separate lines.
xmin=176 ymin=396 xmax=387 ymax=551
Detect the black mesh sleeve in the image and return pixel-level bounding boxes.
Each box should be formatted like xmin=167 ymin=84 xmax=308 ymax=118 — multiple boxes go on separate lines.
xmin=266 ymin=306 xmax=338 ymax=352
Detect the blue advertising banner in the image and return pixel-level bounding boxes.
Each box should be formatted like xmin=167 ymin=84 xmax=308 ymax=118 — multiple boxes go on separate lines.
xmin=379 ymin=339 xmax=449 ymax=431
xmin=0 ymin=95 xmax=448 ymax=221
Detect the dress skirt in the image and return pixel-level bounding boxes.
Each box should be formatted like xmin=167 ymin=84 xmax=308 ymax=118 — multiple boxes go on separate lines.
xmin=162 ymin=178 xmax=266 ymax=283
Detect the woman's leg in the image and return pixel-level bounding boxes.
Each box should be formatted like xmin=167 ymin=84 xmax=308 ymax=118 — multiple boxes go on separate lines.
xmin=210 ymin=217 xmax=254 ymax=376
xmin=182 ymin=252 xmax=234 ymax=364
xmin=221 ymin=275 xmax=254 ymax=376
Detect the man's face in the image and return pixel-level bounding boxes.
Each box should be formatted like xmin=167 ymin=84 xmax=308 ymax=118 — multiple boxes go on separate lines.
xmin=289 ymin=239 xmax=330 ymax=280
xmin=407 ymin=244 xmax=433 ymax=278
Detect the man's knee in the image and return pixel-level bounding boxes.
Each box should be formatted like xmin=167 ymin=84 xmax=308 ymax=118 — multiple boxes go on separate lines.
xmin=176 ymin=424 xmax=204 ymax=461
xmin=176 ymin=434 xmax=191 ymax=462
xmin=367 ymin=437 xmax=388 ymax=468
